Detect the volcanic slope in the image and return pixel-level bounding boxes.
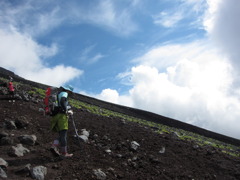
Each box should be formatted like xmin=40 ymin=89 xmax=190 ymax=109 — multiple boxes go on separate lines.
xmin=0 ymin=71 xmax=240 ymax=179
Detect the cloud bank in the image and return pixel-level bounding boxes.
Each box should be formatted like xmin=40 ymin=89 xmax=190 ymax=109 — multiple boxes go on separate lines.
xmin=0 ymin=27 xmax=82 ymax=87
xmin=0 ymin=0 xmax=84 ymax=87
xmin=95 ymin=0 xmax=240 ymax=139
xmin=0 ymin=0 xmax=139 ymax=86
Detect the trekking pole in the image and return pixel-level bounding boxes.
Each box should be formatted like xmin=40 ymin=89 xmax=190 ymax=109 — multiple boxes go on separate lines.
xmin=70 ymin=115 xmax=82 ymax=147
xmin=70 ymin=114 xmax=88 ymax=156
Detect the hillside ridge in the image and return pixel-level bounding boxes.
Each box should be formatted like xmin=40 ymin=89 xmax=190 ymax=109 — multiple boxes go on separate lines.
xmin=1 ymin=67 xmax=239 ymax=146
xmin=0 ymin=66 xmax=240 ymax=179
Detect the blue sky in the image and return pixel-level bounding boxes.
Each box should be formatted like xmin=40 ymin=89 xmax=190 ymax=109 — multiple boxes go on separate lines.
xmin=1 ymin=0 xmax=240 ymax=139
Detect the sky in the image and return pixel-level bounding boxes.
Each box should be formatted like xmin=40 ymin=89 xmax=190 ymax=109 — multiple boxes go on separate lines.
xmin=1 ymin=0 xmax=240 ymax=139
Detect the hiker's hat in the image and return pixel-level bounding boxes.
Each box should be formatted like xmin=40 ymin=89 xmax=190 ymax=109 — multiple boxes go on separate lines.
xmin=61 ymin=85 xmax=74 ymax=92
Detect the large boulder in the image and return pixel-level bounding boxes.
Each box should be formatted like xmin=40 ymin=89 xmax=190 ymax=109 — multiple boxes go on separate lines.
xmin=9 ymin=144 xmax=30 ymax=157
xmin=31 ymin=166 xmax=47 ymax=180
xmin=0 ymin=158 xmax=8 ymax=168
xmin=0 ymin=167 xmax=7 ymax=179
xmin=18 ymin=135 xmax=37 ymax=145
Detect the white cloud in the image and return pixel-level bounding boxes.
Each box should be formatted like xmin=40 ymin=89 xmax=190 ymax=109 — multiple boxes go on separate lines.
xmin=153 ymin=11 xmax=183 ymax=28
xmin=97 ymin=89 xmax=119 ymax=104
xmin=68 ymin=0 xmax=138 ymax=37
xmin=65 ymin=0 xmax=240 ymax=139
xmin=96 ymin=88 xmax=133 ymax=107
xmin=0 ymin=27 xmax=82 ymax=87
xmin=0 ymin=0 xmax=63 ymax=37
xmin=132 ymin=41 xmax=218 ymax=70
xmin=86 ymin=0 xmax=240 ymax=139
xmin=204 ymin=0 xmax=240 ymax=74
xmin=95 ymin=37 xmax=240 ymax=138
xmin=28 ymin=65 xmax=83 ymax=87
xmin=99 ymin=44 xmax=240 ymax=138
xmin=0 ymin=28 xmax=43 ymax=72
xmin=0 ymin=0 xmax=138 ymax=38
xmin=152 ymin=0 xmax=206 ymax=28
xmin=79 ymin=45 xmax=104 ymax=65
xmin=0 ymin=0 xmax=83 ymax=86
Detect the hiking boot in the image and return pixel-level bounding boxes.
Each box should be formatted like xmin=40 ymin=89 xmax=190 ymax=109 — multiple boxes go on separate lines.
xmin=60 ymin=152 xmax=73 ymax=158
xmin=50 ymin=146 xmax=60 ymax=156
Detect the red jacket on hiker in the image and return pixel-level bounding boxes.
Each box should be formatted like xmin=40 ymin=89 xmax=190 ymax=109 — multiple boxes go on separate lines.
xmin=8 ymin=82 xmax=14 ymax=92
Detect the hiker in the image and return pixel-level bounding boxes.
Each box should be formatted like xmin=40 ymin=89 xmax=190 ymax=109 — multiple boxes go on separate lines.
xmin=8 ymin=77 xmax=15 ymax=96
xmin=50 ymin=85 xmax=74 ymax=158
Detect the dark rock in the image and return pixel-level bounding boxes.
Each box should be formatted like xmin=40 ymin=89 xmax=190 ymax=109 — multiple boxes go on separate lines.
xmin=0 ymin=137 xmax=13 ymax=145
xmin=0 ymin=167 xmax=7 ymax=179
xmin=0 ymin=158 xmax=8 ymax=168
xmin=15 ymin=116 xmax=29 ymax=129
xmin=0 ymin=132 xmax=8 ymax=139
xmin=4 ymin=120 xmax=17 ymax=130
xmin=18 ymin=135 xmax=37 ymax=145
xmin=15 ymin=164 xmax=31 ymax=175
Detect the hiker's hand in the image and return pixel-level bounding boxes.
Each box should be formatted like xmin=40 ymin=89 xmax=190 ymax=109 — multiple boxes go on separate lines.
xmin=67 ymin=110 xmax=73 ymax=116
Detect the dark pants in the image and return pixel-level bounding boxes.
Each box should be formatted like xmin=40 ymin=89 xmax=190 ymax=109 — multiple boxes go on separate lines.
xmin=59 ymin=130 xmax=67 ymax=147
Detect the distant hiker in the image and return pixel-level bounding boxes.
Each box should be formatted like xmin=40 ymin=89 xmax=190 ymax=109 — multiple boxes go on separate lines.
xmin=8 ymin=77 xmax=15 ymax=96
xmin=50 ymin=85 xmax=74 ymax=158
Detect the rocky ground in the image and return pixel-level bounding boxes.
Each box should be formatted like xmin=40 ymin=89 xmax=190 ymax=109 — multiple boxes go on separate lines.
xmin=0 ymin=76 xmax=240 ymax=179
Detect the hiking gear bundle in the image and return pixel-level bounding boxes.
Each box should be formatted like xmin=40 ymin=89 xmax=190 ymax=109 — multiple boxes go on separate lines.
xmin=44 ymin=87 xmax=60 ymax=116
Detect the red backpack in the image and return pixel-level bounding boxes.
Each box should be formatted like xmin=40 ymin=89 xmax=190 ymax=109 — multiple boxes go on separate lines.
xmin=44 ymin=87 xmax=59 ymax=116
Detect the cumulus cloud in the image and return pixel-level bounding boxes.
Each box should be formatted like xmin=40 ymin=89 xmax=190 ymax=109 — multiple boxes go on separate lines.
xmin=27 ymin=65 xmax=83 ymax=87
xmin=0 ymin=0 xmax=83 ymax=86
xmin=98 ymin=43 xmax=240 ymax=138
xmin=95 ymin=0 xmax=240 ymax=138
xmin=97 ymin=89 xmax=120 ymax=104
xmin=96 ymin=88 xmax=133 ymax=107
xmin=0 ymin=28 xmax=83 ymax=86
xmin=204 ymin=0 xmax=240 ymax=75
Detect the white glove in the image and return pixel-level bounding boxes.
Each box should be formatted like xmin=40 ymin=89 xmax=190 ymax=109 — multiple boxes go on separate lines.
xmin=67 ymin=110 xmax=73 ymax=115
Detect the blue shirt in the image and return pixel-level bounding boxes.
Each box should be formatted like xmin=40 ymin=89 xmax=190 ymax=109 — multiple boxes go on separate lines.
xmin=58 ymin=92 xmax=68 ymax=102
